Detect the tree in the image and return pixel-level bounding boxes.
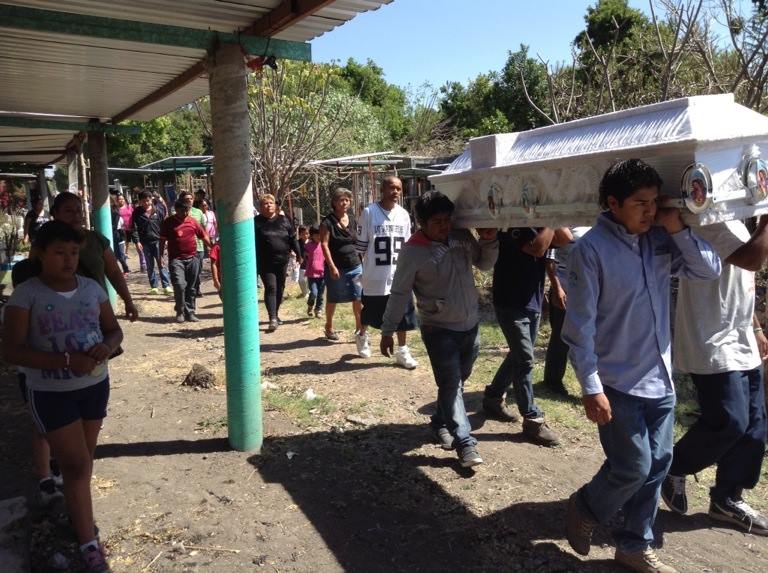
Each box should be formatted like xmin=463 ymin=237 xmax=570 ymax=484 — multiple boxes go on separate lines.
xmin=248 ymin=61 xmax=391 ymax=204
xmin=340 ymin=58 xmax=408 ymax=143
xmin=107 ymin=106 xmax=210 ymax=167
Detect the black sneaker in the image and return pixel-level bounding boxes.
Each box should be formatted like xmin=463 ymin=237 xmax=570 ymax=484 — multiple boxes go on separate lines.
xmin=267 ymin=320 xmax=278 ymax=333
xmin=186 ymin=313 xmax=201 ymax=323
xmin=709 ymin=498 xmax=768 ymax=535
xmin=457 ymin=445 xmax=483 ymax=468
xmin=661 ymin=474 xmax=688 ymax=514
xmin=175 ymin=314 xmax=185 ymax=323
xmin=431 ymin=426 xmax=454 ymax=450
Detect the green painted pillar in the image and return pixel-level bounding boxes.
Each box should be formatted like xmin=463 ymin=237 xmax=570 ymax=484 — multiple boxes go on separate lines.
xmin=87 ymin=129 xmax=117 ymax=306
xmin=210 ymin=42 xmax=261 ymax=452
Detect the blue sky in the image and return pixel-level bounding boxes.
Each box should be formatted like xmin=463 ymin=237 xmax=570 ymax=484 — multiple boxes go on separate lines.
xmin=311 ymin=0 xmax=747 ymax=93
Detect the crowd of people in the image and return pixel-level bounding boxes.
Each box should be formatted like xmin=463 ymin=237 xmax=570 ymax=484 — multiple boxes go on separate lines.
xmin=2 ymin=159 xmax=768 ymax=572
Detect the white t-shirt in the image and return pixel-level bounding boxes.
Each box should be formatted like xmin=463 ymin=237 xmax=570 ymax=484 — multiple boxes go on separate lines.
xmin=674 ymin=220 xmax=760 ymax=374
xmin=357 ymin=202 xmax=412 ymax=296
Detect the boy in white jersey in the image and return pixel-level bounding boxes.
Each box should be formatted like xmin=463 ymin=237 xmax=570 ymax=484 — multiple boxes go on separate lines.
xmin=356 ymin=176 xmax=418 ymax=369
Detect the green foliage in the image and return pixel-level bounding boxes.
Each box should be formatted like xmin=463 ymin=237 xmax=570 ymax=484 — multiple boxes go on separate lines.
xmin=248 ymin=61 xmax=391 ymax=201
xmin=107 ymin=105 xmax=210 ymax=167
xmin=340 ymin=58 xmax=408 ymax=142
xmin=574 ymin=0 xmax=648 ymax=50
xmin=439 ymin=45 xmax=550 ymax=137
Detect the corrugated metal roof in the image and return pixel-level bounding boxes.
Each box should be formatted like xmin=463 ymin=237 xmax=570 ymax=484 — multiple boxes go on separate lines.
xmin=0 ymin=0 xmax=393 ymax=164
xmin=0 ymin=126 xmax=74 ymax=163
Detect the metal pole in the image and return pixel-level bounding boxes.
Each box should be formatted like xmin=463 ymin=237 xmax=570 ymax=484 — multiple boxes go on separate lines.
xmin=78 ymin=150 xmax=91 ymax=230
xmin=210 ymin=42 xmax=261 ymax=452
xmin=87 ymin=129 xmax=116 ymax=305
xmin=314 ymin=171 xmax=320 ymax=225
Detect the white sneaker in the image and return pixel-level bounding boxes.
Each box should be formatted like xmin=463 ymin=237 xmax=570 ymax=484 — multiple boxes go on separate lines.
xmin=355 ymin=331 xmax=371 ymax=358
xmin=395 ymin=346 xmax=418 ymax=369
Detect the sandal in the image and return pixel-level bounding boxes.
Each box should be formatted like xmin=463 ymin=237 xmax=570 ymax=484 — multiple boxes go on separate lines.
xmin=324 ymin=329 xmax=339 ymax=341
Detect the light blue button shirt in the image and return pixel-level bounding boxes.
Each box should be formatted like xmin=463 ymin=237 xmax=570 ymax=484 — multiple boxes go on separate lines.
xmin=562 ymin=213 xmax=721 ymax=398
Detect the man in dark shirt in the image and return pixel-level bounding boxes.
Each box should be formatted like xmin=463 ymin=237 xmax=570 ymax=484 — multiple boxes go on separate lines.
xmin=160 ymin=200 xmax=211 ymax=323
xmin=130 ymin=190 xmax=171 ymax=295
xmin=482 ymin=227 xmax=570 ymax=446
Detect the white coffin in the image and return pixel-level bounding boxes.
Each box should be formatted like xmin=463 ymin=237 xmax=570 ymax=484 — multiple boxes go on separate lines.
xmin=430 ymin=94 xmax=768 ymax=228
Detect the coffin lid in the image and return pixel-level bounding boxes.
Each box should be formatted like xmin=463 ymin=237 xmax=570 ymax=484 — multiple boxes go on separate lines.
xmin=433 ymin=94 xmax=768 ymax=181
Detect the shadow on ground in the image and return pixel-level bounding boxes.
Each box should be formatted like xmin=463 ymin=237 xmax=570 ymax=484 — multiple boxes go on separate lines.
xmin=249 ymin=423 xmax=617 ymax=573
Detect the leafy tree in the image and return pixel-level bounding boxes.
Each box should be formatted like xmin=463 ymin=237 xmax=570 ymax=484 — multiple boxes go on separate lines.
xmin=248 ymin=60 xmax=390 ymax=204
xmin=107 ymin=106 xmax=210 ymax=167
xmin=340 ymin=58 xmax=408 ymax=142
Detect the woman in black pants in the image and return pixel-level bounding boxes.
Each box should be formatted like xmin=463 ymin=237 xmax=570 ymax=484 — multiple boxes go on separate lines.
xmin=254 ymin=194 xmax=302 ymax=332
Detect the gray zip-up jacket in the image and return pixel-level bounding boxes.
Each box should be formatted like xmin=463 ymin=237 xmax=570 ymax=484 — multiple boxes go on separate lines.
xmin=381 ymin=229 xmax=499 ymax=335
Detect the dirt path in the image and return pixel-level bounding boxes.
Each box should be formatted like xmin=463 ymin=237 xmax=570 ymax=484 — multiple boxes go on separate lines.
xmin=4 ymin=272 xmax=768 ymax=572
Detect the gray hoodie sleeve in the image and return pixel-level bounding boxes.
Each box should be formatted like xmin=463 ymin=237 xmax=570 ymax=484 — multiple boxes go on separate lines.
xmin=381 ymin=246 xmax=420 ymax=337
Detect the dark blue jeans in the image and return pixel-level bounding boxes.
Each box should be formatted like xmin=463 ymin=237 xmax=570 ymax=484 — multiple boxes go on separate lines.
xmin=670 ymin=367 xmax=767 ymax=502
xmin=421 ymin=324 xmax=480 ymax=449
xmin=578 ymin=387 xmax=676 ymax=553
xmin=143 ymin=240 xmax=170 ymax=288
xmin=307 ymin=277 xmax=325 ymax=311
xmin=484 ymin=305 xmax=544 ymax=419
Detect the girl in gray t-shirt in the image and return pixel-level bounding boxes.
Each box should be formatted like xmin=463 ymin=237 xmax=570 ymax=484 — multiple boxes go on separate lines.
xmin=3 ymin=220 xmax=123 ymax=573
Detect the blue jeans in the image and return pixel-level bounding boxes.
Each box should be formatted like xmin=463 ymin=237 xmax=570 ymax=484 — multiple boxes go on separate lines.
xmin=421 ymin=324 xmax=480 ymax=449
xmin=670 ymin=368 xmax=766 ymax=502
xmin=307 ymin=277 xmax=325 ymax=311
xmin=577 ymin=386 xmax=676 ymax=553
xmin=484 ymin=305 xmax=543 ymax=418
xmin=143 ymin=240 xmax=170 ymax=288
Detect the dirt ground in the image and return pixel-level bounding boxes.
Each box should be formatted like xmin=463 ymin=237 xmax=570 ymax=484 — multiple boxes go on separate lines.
xmin=2 ymin=267 xmax=768 ymax=572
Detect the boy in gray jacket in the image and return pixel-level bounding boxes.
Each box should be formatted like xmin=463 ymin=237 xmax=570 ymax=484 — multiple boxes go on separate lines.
xmin=380 ymin=191 xmax=498 ymax=468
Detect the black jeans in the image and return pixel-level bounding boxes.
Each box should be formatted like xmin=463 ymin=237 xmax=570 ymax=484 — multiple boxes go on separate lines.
xmin=543 ymin=301 xmax=568 ymax=393
xmin=169 ymin=256 xmax=200 ymax=317
xmin=670 ymin=367 xmax=767 ymax=501
xmin=259 ymin=264 xmax=287 ymax=321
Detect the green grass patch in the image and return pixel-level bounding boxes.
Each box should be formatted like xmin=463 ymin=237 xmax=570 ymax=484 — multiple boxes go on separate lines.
xmin=263 ymin=387 xmax=335 ymax=427
xmin=196 ymin=417 xmax=228 ymax=433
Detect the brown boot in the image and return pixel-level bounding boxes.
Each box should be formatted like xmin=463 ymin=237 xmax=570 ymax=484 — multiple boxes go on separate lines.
xmin=522 ymin=417 xmax=560 ymax=446
xmin=614 ymin=547 xmax=678 ymax=573
xmin=566 ymin=492 xmax=597 ymax=556
xmin=481 ymin=395 xmax=520 ymax=422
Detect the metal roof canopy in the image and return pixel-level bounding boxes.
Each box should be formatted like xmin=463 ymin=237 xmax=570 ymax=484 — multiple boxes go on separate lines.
xmin=0 ymin=0 xmax=393 ymax=166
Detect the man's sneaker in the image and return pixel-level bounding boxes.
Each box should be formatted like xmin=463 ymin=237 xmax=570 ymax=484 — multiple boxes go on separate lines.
xmin=175 ymin=314 xmax=185 ymax=323
xmin=566 ymin=492 xmax=597 ymax=556
xmin=660 ymin=474 xmax=688 ymax=515
xmin=81 ymin=544 xmax=111 ymax=573
xmin=709 ymin=498 xmax=768 ymax=535
xmin=307 ymin=305 xmax=314 ymax=316
xmin=522 ymin=417 xmax=560 ymax=446
xmin=186 ymin=313 xmax=201 ymax=323
xmin=394 ymin=346 xmax=418 ymax=369
xmin=614 ymin=547 xmax=678 ymax=573
xmin=163 ymin=286 xmax=174 ymax=295
xmin=457 ymin=445 xmax=483 ymax=468
xmin=149 ymin=287 xmax=159 ymax=295
xmin=355 ymin=331 xmax=371 ymax=358
xmin=432 ymin=426 xmax=454 ymax=450
xmin=266 ymin=319 xmax=278 ymax=333
xmin=314 ymin=309 xmax=322 ymax=318
xmin=481 ymin=395 xmax=520 ymax=423
xmin=37 ymin=478 xmax=63 ymax=505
